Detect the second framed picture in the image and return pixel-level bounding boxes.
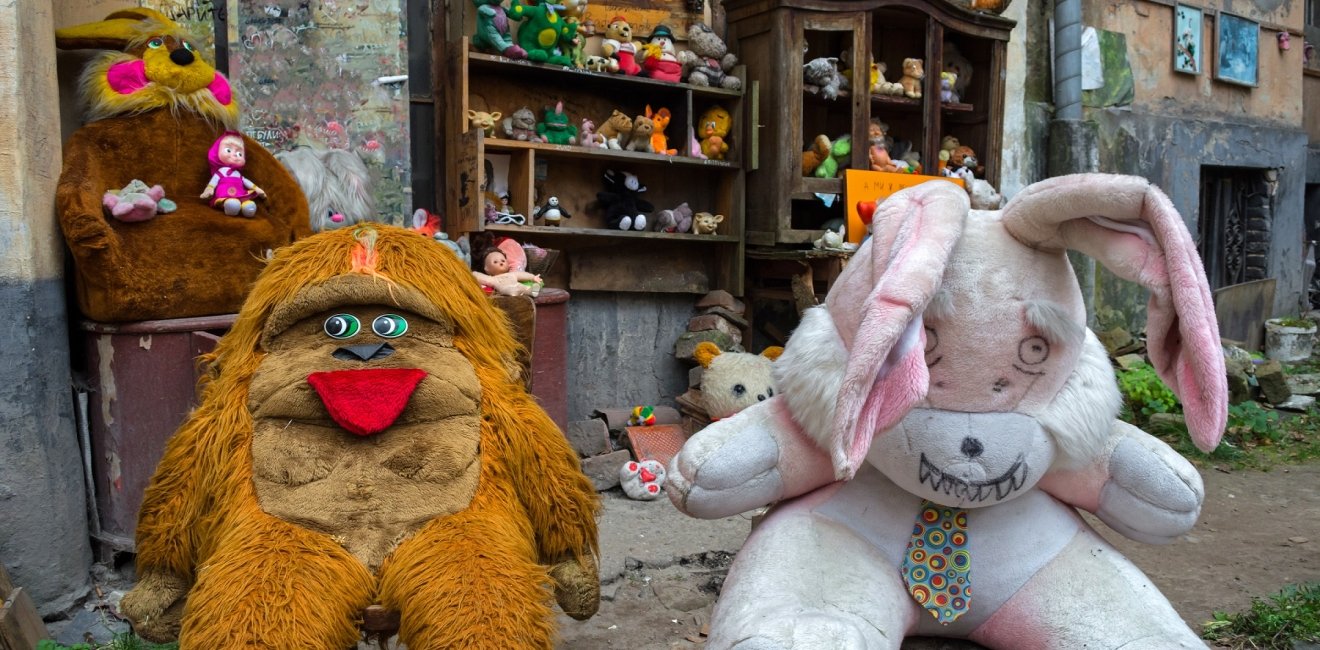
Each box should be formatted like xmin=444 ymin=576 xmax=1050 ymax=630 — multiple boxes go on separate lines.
xmin=1173 ymin=4 xmax=1203 ymax=74
xmin=1215 ymin=12 xmax=1260 ymax=86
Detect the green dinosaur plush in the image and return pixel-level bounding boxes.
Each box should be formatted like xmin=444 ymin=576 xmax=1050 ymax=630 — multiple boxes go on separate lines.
xmin=536 ymin=101 xmax=578 ymax=145
xmin=814 ymin=134 xmax=852 ymax=179
xmin=472 ymin=0 xmax=528 ymax=58
xmin=511 ymin=0 xmax=572 ymax=65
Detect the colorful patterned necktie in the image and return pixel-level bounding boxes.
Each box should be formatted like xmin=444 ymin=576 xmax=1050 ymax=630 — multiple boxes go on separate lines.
xmin=901 ymin=500 xmax=971 ymax=624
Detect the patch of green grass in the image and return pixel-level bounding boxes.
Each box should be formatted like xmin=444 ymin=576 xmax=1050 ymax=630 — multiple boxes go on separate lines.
xmin=1202 ymin=583 xmax=1320 ymax=649
xmin=37 ymin=633 xmax=178 ymax=650
xmin=1145 ymin=402 xmax=1320 ymax=471
xmin=1116 ymin=361 xmax=1181 ymax=426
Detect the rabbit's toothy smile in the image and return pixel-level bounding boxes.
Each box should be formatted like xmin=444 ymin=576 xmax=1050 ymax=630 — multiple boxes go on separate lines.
xmin=918 ymin=453 xmax=1028 ymax=503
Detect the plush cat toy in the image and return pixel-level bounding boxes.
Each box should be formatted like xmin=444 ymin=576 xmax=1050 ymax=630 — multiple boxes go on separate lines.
xmin=276 ymin=144 xmax=377 ymax=232
xmin=55 ymin=8 xmax=309 ymax=322
xmin=120 ymin=226 xmax=599 ymax=648
xmin=668 ymin=175 xmax=1226 ymax=649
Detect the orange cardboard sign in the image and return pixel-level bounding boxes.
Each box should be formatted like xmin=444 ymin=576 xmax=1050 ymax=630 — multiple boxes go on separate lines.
xmin=844 ymin=170 xmax=964 ymax=244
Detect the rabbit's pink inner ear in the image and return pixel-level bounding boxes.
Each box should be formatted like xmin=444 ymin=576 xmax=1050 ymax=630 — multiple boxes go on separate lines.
xmin=106 ymin=59 xmax=148 ymax=94
xmin=847 ymin=326 xmax=930 ymax=473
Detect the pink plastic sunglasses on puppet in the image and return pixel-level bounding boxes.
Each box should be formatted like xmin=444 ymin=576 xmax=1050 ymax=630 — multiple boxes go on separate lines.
xmin=200 ymin=131 xmax=267 ymax=217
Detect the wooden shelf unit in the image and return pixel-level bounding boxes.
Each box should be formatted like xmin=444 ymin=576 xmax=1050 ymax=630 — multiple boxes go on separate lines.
xmin=727 ymin=0 xmax=1014 ymax=246
xmin=444 ymin=39 xmax=747 ymax=295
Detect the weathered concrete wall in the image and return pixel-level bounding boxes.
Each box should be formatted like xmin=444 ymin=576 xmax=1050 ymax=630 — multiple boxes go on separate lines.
xmin=1 ymin=0 xmax=93 ymax=615
xmin=566 ymin=292 xmax=695 ymax=421
xmin=1083 ymin=0 xmax=1303 ymax=128
xmin=1306 ymin=75 xmax=1320 ymax=145
xmin=1089 ymin=111 xmax=1308 ymax=329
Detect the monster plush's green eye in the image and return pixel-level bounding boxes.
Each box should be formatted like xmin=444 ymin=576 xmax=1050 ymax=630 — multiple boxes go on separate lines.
xmin=148 ymin=38 xmax=164 ymax=49
xmin=324 ymin=314 xmax=361 ymax=339
xmin=372 ymin=314 xmax=409 ymax=338
xmin=182 ymin=41 xmax=195 ymax=52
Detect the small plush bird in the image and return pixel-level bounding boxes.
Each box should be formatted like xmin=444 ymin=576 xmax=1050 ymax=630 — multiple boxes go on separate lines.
xmin=619 ymin=459 xmax=666 ymax=500
xmin=538 ymin=196 xmax=572 ymax=226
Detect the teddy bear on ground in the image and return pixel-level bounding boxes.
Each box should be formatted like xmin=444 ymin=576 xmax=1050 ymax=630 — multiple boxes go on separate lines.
xmin=103 ymin=179 xmax=177 ymax=223
xmin=620 ymin=459 xmax=667 ymax=500
xmin=691 ymin=211 xmax=723 ymax=235
xmin=654 ymin=202 xmax=693 ymax=233
xmin=598 ymin=110 xmax=634 ymax=150
xmin=694 ymin=341 xmax=784 ymax=421
xmin=667 ymin=175 xmax=1228 ymax=649
xmin=502 ymin=107 xmax=544 ymax=142
xmin=679 ymin=22 xmax=742 ymax=90
xmin=697 ymin=105 xmax=732 ymax=160
xmin=899 ymin=57 xmax=925 ymax=98
xmin=801 ymin=134 xmax=832 ymax=176
xmin=803 ymin=56 xmax=848 ymax=100
xmin=596 ymin=169 xmax=653 ymax=231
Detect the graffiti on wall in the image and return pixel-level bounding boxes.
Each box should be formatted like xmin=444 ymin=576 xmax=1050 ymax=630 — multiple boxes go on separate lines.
xmin=144 ymin=0 xmax=413 ymax=223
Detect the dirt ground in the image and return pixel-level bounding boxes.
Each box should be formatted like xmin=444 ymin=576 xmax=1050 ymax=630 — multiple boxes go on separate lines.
xmin=556 ymin=461 xmax=1320 ymax=650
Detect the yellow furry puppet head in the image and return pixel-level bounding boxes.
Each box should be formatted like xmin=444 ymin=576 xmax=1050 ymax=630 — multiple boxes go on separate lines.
xmin=56 ymin=8 xmax=239 ymax=128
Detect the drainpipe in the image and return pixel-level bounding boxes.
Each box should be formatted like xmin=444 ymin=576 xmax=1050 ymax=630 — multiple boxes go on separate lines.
xmin=1050 ymin=0 xmax=1100 ymax=324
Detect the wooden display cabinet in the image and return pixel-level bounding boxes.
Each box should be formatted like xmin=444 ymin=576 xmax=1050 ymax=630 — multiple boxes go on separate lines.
xmin=443 ymin=36 xmax=747 ymax=295
xmin=726 ymin=0 xmax=1014 ymax=245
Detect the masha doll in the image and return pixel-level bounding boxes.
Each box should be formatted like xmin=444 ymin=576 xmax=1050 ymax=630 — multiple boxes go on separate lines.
xmin=201 ymin=131 xmax=266 ymax=217
xmin=472 ymin=247 xmax=543 ymax=297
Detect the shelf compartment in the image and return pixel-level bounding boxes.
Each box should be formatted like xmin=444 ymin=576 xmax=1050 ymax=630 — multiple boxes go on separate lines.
xmin=468 ymin=51 xmax=743 ymax=100
xmin=484 ymin=139 xmax=738 ymax=168
xmin=486 ymin=224 xmax=740 ymax=243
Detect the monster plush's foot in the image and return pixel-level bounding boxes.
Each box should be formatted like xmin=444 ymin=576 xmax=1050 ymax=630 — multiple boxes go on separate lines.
xmin=222 ymin=198 xmax=242 ymax=216
xmin=240 ymin=200 xmax=257 ymax=217
xmin=527 ymin=49 xmax=550 ymax=62
xmin=707 ymin=504 xmax=916 ymax=649
xmin=379 ymin=505 xmax=559 ymax=649
xmin=177 ymin=515 xmax=374 ymax=648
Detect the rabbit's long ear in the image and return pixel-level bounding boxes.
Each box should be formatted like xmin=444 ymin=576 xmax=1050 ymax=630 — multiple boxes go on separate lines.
xmin=780 ymin=180 xmax=967 ymax=479
xmin=1002 ymin=173 xmax=1227 ymax=452
xmin=56 ymin=8 xmax=176 ymax=51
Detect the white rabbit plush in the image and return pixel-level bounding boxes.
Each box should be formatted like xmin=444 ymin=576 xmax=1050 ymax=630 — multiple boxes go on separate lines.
xmin=667 ymin=174 xmax=1227 ymax=649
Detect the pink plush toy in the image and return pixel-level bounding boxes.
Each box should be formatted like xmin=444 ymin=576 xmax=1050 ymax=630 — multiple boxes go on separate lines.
xmin=668 ymin=174 xmax=1227 ymax=648
xmin=200 ymin=131 xmax=267 ymax=217
xmin=102 ymin=179 xmax=176 ymax=223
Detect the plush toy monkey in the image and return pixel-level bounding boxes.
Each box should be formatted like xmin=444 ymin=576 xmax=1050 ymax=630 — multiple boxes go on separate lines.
xmin=120 ymin=226 xmax=599 ymax=648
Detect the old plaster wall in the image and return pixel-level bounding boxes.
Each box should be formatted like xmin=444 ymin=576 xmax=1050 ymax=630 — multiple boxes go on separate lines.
xmin=1307 ymin=76 xmax=1320 ymax=144
xmin=2 ymin=0 xmax=93 ymax=615
xmin=1073 ymin=0 xmax=1308 ymax=330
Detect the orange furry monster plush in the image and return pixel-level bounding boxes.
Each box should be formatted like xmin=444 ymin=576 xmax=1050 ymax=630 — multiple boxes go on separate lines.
xmin=55 ymin=8 xmax=309 ymax=322
xmin=119 ymin=226 xmax=600 ymax=648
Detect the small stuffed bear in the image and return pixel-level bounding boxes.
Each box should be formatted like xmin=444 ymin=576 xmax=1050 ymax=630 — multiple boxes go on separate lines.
xmin=694 ymin=341 xmax=783 ymax=421
xmin=596 ymin=169 xmax=654 ymax=231
xmin=946 ymin=144 xmax=983 ymax=178
xmin=501 ymin=107 xmax=543 ymax=142
xmin=899 ymin=57 xmax=925 ymax=99
xmin=697 ymin=106 xmax=732 ymax=160
xmin=600 ymin=15 xmax=641 ymax=76
xmin=679 ymin=22 xmax=742 ymax=90
xmin=619 ymin=459 xmax=667 ymax=500
xmin=870 ymin=60 xmax=904 ymax=96
xmin=691 ymin=211 xmax=724 ymax=235
xmin=939 ymin=71 xmax=959 ymax=103
xmin=103 ymin=179 xmax=177 ymax=223
xmin=654 ymin=202 xmax=693 ymax=233
xmin=803 ymin=57 xmax=848 ymax=100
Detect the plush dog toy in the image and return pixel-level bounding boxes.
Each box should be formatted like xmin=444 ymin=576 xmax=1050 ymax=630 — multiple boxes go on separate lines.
xmin=120 ymin=225 xmax=599 ymax=648
xmin=668 ymin=175 xmax=1226 ymax=649
xmin=55 ymin=8 xmax=309 ymax=322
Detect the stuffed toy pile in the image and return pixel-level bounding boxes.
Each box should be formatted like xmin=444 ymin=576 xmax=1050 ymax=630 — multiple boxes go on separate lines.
xmin=119 ymin=226 xmax=600 ymax=648
xmin=668 ymin=174 xmax=1227 ymax=649
xmin=55 ymin=8 xmax=309 ymax=322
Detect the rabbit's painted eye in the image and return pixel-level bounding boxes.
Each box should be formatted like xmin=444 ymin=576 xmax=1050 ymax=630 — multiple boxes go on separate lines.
xmin=1018 ymin=336 xmax=1050 ymax=365
xmin=148 ymin=38 xmax=164 ymax=49
xmin=924 ymin=327 xmax=939 ymax=353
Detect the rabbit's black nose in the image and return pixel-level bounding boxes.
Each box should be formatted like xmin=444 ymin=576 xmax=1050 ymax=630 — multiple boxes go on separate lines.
xmin=960 ymin=437 xmax=984 ymax=459
xmin=170 ymin=47 xmax=195 ymax=66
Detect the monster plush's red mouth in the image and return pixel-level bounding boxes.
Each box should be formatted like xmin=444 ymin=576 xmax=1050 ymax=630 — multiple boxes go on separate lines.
xmin=307 ymin=368 xmax=428 ymax=436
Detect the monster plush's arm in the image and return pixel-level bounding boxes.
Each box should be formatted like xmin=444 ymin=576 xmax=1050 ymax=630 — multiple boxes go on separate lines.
xmin=1038 ymin=419 xmax=1205 ymax=545
xmin=488 ymin=387 xmax=600 ymax=618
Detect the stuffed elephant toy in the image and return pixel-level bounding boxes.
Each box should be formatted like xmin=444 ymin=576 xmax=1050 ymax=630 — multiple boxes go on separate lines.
xmin=667 ymin=174 xmax=1227 ymax=649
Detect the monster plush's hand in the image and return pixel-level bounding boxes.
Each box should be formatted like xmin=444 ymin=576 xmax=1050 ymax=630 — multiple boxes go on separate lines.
xmin=1095 ymin=420 xmax=1205 ymax=545
xmin=120 ymin=568 xmax=189 ymax=643
xmin=549 ymin=554 xmax=600 ymax=620
xmin=667 ymin=395 xmax=834 ymax=519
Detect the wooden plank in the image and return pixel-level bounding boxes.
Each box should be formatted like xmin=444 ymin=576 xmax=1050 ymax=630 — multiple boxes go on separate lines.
xmin=485 ymin=225 xmax=739 ymax=243
xmin=1 ymin=587 xmax=49 ymax=650
xmin=0 ymin=564 xmax=12 ymax=597
xmin=509 ymin=148 xmax=535 ymax=225
xmin=1214 ymin=279 xmax=1277 ymax=352
xmin=484 ymin=139 xmax=737 ymax=169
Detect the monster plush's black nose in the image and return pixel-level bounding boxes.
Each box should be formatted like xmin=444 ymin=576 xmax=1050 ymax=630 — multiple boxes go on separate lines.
xmin=333 ymin=343 xmax=395 ymax=362
xmin=170 ymin=47 xmax=195 ymax=66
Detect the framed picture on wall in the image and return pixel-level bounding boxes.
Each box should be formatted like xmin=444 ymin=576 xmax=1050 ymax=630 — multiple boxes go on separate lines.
xmin=1215 ymin=12 xmax=1259 ymax=86
xmin=1173 ymin=4 xmax=1203 ymax=74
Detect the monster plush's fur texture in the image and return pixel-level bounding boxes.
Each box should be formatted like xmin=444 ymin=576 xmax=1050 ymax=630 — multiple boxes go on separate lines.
xmin=121 ymin=226 xmax=599 ymax=648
